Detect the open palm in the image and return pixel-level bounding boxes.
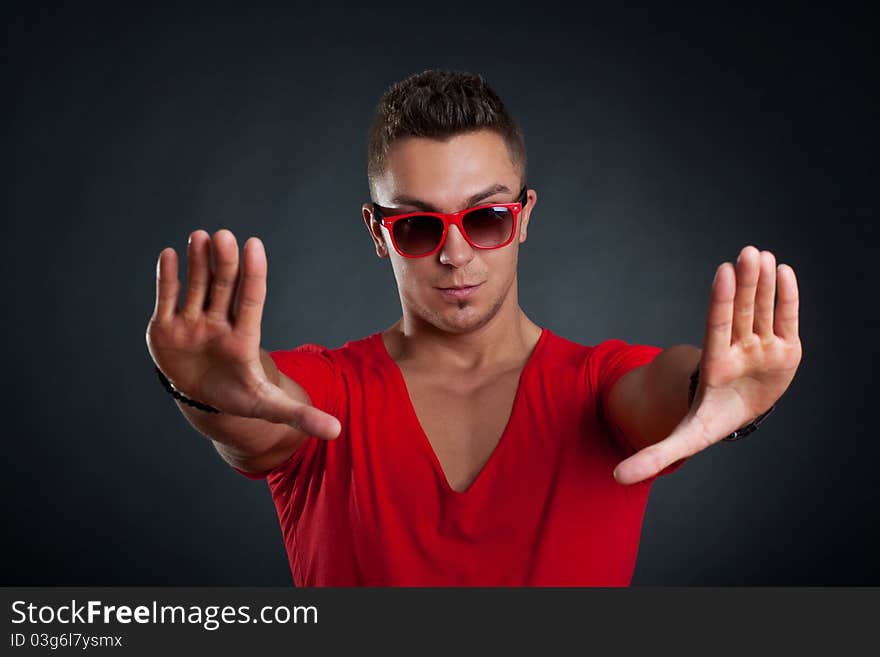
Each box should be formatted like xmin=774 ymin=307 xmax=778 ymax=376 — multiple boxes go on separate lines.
xmin=614 ymin=246 xmax=803 ymax=484
xmin=146 ymin=229 xmax=341 ymax=439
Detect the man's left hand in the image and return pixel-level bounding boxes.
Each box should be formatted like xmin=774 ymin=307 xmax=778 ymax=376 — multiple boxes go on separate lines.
xmin=613 ymin=245 xmax=803 ymax=485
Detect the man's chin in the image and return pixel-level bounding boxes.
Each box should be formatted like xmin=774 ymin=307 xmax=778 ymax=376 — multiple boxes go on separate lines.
xmin=431 ymin=305 xmax=495 ymax=334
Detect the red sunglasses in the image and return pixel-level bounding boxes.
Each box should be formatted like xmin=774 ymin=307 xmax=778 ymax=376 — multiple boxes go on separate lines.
xmin=371 ymin=186 xmax=528 ymax=258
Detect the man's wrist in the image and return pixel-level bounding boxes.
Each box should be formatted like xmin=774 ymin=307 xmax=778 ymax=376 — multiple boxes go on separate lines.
xmin=155 ymin=366 xmax=221 ymax=414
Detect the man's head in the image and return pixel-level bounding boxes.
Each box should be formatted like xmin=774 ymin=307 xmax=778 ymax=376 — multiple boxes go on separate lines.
xmin=362 ymin=70 xmax=537 ymax=335
xmin=366 ymin=69 xmax=527 ymax=195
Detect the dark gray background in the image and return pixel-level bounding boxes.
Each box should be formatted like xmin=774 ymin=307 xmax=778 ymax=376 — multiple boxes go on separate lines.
xmin=5 ymin=4 xmax=877 ymax=585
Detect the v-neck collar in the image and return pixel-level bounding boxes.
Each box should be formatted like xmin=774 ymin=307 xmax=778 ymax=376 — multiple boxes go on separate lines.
xmin=373 ymin=327 xmax=550 ymax=497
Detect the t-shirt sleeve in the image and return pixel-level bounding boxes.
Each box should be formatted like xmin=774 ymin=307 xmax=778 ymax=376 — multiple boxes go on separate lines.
xmin=232 ymin=343 xmax=342 ymax=481
xmin=588 ymin=338 xmax=687 ymax=478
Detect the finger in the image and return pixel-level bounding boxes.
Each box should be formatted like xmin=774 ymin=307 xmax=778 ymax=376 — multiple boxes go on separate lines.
xmin=731 ymin=245 xmax=761 ymax=343
xmin=613 ymin=435 xmax=691 ymax=485
xmin=252 ymin=381 xmax=342 ymax=440
xmin=702 ymin=262 xmax=735 ymax=358
xmin=773 ymin=264 xmax=800 ymax=341
xmin=182 ymin=230 xmax=212 ymax=320
xmin=205 ymin=229 xmax=239 ymax=323
xmin=233 ymin=237 xmax=268 ymax=339
xmin=153 ymin=247 xmax=180 ymax=323
xmin=289 ymin=404 xmax=343 ymax=441
xmin=612 ymin=415 xmax=714 ymax=485
xmin=753 ymin=250 xmax=777 ymax=337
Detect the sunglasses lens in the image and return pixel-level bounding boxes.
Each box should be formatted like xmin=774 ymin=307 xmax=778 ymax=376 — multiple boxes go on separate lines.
xmin=393 ymin=215 xmax=445 ymax=255
xmin=462 ymin=207 xmax=515 ymax=247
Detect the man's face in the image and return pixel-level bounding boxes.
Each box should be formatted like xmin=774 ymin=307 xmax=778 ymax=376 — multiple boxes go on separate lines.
xmin=363 ymin=129 xmax=536 ymax=335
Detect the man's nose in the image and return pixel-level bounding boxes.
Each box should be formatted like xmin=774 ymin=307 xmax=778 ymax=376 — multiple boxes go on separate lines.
xmin=438 ymin=224 xmax=475 ymax=267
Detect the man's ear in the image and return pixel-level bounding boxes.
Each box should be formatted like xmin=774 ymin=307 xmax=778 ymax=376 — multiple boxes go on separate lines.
xmin=517 ymin=189 xmax=537 ymax=244
xmin=362 ymin=204 xmax=389 ymax=258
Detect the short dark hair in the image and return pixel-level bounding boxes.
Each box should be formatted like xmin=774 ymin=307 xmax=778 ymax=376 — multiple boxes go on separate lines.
xmin=366 ymin=69 xmax=527 ymax=195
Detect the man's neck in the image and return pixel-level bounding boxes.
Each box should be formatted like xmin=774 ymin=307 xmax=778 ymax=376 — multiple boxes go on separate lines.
xmin=384 ymin=306 xmax=542 ymax=372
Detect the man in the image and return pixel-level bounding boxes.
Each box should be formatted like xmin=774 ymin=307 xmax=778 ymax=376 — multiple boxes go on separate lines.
xmin=146 ymin=70 xmax=802 ymax=586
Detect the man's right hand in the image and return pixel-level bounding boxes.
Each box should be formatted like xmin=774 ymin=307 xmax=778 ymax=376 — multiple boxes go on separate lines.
xmin=145 ymin=229 xmax=341 ymax=441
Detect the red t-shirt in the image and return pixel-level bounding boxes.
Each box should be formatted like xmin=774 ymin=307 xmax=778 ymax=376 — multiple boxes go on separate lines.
xmin=234 ymin=327 xmax=686 ymax=586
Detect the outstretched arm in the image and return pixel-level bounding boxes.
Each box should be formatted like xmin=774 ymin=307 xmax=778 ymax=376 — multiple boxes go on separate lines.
xmin=606 ymin=245 xmax=803 ymax=485
xmin=146 ymin=229 xmax=342 ymax=475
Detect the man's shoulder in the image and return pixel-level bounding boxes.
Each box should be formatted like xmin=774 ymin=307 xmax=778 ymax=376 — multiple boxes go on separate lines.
xmin=538 ymin=328 xmax=660 ymax=380
xmin=275 ymin=331 xmax=385 ymax=368
xmin=542 ymin=328 xmax=651 ymax=359
xmin=541 ymin=327 xmax=596 ymax=357
xmin=272 ymin=331 xmax=377 ymax=353
xmin=536 ymin=327 xmax=598 ymax=372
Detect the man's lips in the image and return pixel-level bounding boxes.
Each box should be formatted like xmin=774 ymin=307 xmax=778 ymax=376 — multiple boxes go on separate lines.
xmin=435 ymin=282 xmax=483 ymax=299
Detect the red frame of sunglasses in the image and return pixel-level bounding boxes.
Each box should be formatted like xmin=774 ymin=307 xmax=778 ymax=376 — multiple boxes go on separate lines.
xmin=371 ymin=187 xmax=529 ymax=258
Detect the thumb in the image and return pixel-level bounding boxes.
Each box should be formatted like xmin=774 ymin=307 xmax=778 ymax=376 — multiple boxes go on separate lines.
xmin=289 ymin=404 xmax=343 ymax=441
xmin=252 ymin=381 xmax=342 ymax=440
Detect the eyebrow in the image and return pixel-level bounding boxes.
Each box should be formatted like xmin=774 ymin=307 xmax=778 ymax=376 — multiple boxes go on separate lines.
xmin=389 ymin=183 xmax=512 ymax=212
